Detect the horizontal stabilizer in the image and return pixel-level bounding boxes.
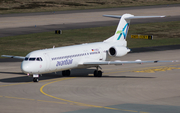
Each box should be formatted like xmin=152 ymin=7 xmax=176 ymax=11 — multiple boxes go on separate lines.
xmin=103 ymin=15 xmax=165 ymax=19
xmin=103 ymin=15 xmax=122 ymax=18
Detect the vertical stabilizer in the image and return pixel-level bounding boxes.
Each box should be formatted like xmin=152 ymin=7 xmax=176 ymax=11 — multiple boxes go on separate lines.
xmin=103 ymin=14 xmax=165 ymax=46
xmin=114 ymin=14 xmax=133 ymax=41
xmin=104 ymin=14 xmax=134 ymax=44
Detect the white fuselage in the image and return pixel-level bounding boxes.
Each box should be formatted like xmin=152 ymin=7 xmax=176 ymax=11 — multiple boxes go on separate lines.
xmin=21 ymin=41 xmax=119 ymax=75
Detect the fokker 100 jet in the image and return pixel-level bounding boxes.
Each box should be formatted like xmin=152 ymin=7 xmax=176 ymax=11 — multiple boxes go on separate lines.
xmin=2 ymin=14 xmax=177 ymax=82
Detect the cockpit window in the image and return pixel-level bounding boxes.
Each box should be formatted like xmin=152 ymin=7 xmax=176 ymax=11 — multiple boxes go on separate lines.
xmin=36 ymin=57 xmax=40 ymax=61
xmin=36 ymin=57 xmax=43 ymax=61
xmin=29 ymin=58 xmax=36 ymax=61
xmin=24 ymin=57 xmax=43 ymax=61
xmin=24 ymin=57 xmax=29 ymax=61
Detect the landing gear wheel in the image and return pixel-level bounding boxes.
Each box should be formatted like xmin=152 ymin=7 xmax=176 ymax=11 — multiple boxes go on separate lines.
xmin=94 ymin=70 xmax=102 ymax=77
xmin=62 ymin=71 xmax=66 ymax=76
xmin=97 ymin=71 xmax=102 ymax=77
xmin=33 ymin=78 xmax=39 ymax=82
xmin=94 ymin=70 xmax=98 ymax=77
xmin=62 ymin=70 xmax=71 ymax=76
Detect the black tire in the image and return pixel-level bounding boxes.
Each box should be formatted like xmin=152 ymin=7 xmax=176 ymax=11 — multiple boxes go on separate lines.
xmin=62 ymin=71 xmax=66 ymax=76
xmin=94 ymin=70 xmax=98 ymax=77
xmin=97 ymin=71 xmax=102 ymax=77
xmin=33 ymin=78 xmax=39 ymax=82
xmin=62 ymin=70 xmax=71 ymax=76
xmin=66 ymin=70 xmax=70 ymax=76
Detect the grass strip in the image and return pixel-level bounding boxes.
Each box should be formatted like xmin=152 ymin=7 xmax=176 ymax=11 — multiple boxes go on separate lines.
xmin=0 ymin=21 xmax=180 ymax=57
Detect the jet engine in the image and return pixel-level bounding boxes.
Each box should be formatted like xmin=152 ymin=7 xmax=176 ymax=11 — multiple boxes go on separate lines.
xmin=108 ymin=46 xmax=130 ymax=57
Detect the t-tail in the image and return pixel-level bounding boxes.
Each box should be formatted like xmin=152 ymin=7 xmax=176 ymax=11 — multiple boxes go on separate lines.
xmin=103 ymin=13 xmax=165 ymax=46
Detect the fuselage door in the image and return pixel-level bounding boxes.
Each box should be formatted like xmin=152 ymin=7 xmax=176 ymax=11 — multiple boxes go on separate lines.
xmin=44 ymin=53 xmax=50 ymax=71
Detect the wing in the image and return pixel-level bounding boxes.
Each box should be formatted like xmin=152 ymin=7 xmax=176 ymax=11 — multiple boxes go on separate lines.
xmin=1 ymin=55 xmax=25 ymax=60
xmin=80 ymin=60 xmax=178 ymax=66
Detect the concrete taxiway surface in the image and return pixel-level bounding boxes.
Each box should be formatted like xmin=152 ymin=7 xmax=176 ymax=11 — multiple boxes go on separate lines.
xmin=1 ymin=4 xmax=180 ymax=113
xmin=0 ymin=4 xmax=180 ymax=37
xmin=0 ymin=49 xmax=180 ymax=113
xmin=1 ymin=4 xmax=180 ymax=29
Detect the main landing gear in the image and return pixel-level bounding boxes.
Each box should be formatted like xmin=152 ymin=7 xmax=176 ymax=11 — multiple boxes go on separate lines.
xmin=62 ymin=70 xmax=71 ymax=76
xmin=94 ymin=66 xmax=102 ymax=77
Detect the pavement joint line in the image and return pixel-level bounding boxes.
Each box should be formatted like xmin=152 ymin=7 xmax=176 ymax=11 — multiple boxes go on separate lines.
xmin=0 ymin=95 xmax=69 ymax=105
xmin=103 ymin=107 xmax=119 ymax=110
xmin=0 ymin=82 xmax=32 ymax=87
xmin=37 ymin=100 xmax=67 ymax=104
xmin=40 ymin=77 xmax=149 ymax=113
xmin=0 ymin=77 xmax=68 ymax=88
xmin=104 ymin=63 xmax=180 ymax=75
xmin=122 ymin=110 xmax=138 ymax=112
xmin=4 ymin=96 xmax=35 ymax=101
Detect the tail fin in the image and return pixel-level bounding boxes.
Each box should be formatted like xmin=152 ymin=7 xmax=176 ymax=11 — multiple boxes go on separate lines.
xmin=103 ymin=14 xmax=165 ymax=45
xmin=104 ymin=14 xmax=134 ymax=43
xmin=114 ymin=14 xmax=133 ymax=41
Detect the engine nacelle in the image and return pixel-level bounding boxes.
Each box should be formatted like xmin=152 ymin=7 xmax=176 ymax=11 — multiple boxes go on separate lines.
xmin=108 ymin=46 xmax=130 ymax=57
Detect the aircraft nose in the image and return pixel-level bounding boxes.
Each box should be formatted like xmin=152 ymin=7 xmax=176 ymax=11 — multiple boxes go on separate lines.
xmin=21 ymin=62 xmax=30 ymax=73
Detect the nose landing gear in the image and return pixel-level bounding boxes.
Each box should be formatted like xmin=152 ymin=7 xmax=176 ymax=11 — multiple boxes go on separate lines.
xmin=32 ymin=74 xmax=39 ymax=82
xmin=33 ymin=78 xmax=39 ymax=82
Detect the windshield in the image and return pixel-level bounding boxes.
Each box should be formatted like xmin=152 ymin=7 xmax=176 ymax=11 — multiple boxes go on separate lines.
xmin=29 ymin=58 xmax=36 ymax=61
xmin=24 ymin=57 xmax=43 ymax=61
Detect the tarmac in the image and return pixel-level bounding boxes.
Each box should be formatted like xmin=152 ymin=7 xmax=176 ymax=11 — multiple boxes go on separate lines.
xmin=0 ymin=4 xmax=180 ymax=113
xmin=0 ymin=49 xmax=180 ymax=113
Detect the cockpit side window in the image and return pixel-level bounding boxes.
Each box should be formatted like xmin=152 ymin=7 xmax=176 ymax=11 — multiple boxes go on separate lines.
xmin=24 ymin=57 xmax=29 ymax=61
xmin=40 ymin=57 xmax=43 ymax=61
xmin=36 ymin=57 xmax=43 ymax=61
xmin=36 ymin=57 xmax=40 ymax=61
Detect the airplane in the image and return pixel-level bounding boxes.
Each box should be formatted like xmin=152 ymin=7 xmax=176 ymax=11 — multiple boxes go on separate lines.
xmin=1 ymin=13 xmax=177 ymax=82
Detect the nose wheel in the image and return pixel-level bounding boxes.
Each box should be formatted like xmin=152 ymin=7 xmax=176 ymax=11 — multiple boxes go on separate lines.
xmin=33 ymin=78 xmax=39 ymax=82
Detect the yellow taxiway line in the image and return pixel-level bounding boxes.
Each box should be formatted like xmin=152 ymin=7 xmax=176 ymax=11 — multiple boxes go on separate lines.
xmin=40 ymin=77 xmax=149 ymax=113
